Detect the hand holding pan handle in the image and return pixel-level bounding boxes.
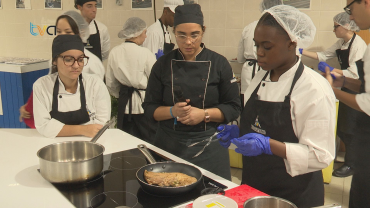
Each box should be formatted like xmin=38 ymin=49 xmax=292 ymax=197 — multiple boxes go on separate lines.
xmin=137 ymin=144 xmax=157 ymax=164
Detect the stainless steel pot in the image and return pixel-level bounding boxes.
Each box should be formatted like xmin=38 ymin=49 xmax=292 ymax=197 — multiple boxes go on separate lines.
xmin=37 ymin=120 xmax=112 ymax=184
xmin=243 ymin=196 xmax=297 ymax=208
xmin=243 ymin=196 xmax=341 ymax=208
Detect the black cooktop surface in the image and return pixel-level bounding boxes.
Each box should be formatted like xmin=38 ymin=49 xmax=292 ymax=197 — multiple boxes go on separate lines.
xmin=51 ymin=148 xmax=228 ymax=208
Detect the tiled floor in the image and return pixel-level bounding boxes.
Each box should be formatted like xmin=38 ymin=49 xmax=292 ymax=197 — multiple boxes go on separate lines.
xmin=230 ymin=152 xmax=351 ymax=207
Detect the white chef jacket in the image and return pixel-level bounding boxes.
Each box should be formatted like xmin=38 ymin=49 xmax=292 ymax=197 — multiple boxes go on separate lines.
xmin=33 ymin=72 xmax=111 ymax=138
xmin=243 ymin=58 xmax=336 ymax=177
xmin=142 ymin=19 xmax=171 ymax=54
xmin=106 ymin=42 xmax=156 ymax=114
xmin=237 ymin=21 xmax=258 ymax=93
xmin=89 ymin=19 xmax=110 ymax=61
xmin=316 ymin=35 xmax=367 ymax=79
xmin=356 ymin=44 xmax=370 ymax=116
xmin=83 ymin=49 xmax=105 ymax=80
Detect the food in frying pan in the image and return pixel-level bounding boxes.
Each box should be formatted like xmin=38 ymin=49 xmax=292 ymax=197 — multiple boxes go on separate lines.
xmin=144 ymin=170 xmax=197 ymax=187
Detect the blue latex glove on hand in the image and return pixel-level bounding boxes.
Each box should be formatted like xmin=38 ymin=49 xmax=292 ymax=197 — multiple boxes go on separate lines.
xmin=231 ymin=133 xmax=272 ymax=156
xmin=299 ymin=48 xmax=303 ymax=54
xmin=318 ymin=62 xmax=336 ymax=80
xmin=155 ymin=49 xmax=164 ymax=60
xmin=217 ymin=125 xmax=239 ymax=148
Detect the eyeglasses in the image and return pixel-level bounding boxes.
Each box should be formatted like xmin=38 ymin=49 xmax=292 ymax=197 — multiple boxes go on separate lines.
xmin=58 ymin=55 xmax=89 ymax=67
xmin=344 ymin=0 xmax=357 ymax=15
xmin=175 ymin=34 xmax=202 ymax=43
xmin=333 ymin=25 xmax=341 ymax=30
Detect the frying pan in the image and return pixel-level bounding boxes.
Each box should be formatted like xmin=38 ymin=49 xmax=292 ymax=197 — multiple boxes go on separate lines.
xmin=37 ymin=120 xmax=113 ymax=184
xmin=136 ymin=144 xmax=203 ymax=196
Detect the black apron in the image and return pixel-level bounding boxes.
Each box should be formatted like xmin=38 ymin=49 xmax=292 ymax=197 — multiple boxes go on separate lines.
xmin=159 ymin=19 xmax=175 ymax=55
xmin=349 ymin=60 xmax=370 ymax=208
xmin=153 ymin=60 xmax=231 ymax=180
xmin=336 ymin=33 xmax=361 ymax=135
xmin=85 ymin=20 xmax=102 ymax=61
xmin=240 ymin=62 xmax=324 ymax=208
xmin=50 ymin=74 xmax=90 ymax=125
xmin=116 ymin=85 xmax=144 ymax=129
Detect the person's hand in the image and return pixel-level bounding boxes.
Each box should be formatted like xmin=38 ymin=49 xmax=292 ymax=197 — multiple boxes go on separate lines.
xmin=299 ymin=48 xmax=303 ymax=54
xmin=177 ymin=106 xmax=204 ymax=126
xmin=82 ymin=124 xmax=103 ymax=138
xmin=322 ymin=66 xmax=346 ymax=88
xmin=173 ymin=99 xmax=191 ymax=118
xmin=19 ymin=104 xmax=31 ymax=122
xmin=217 ymin=125 xmax=239 ymax=148
xmin=231 ymin=133 xmax=272 ymax=156
xmin=318 ymin=62 xmax=334 ymax=73
xmin=155 ymin=49 xmax=164 ymax=60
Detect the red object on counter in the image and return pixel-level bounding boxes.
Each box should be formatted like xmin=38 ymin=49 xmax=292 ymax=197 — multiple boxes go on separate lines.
xmin=224 ymin=184 xmax=269 ymax=208
xmin=23 ymin=93 xmax=35 ymax=129
xmin=186 ymin=184 xmax=268 ymax=208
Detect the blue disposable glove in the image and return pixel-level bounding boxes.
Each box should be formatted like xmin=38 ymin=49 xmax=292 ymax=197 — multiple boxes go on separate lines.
xmin=155 ymin=49 xmax=164 ymax=59
xmin=318 ymin=62 xmax=336 ymax=80
xmin=217 ymin=125 xmax=239 ymax=148
xmin=231 ymin=133 xmax=272 ymax=156
xmin=299 ymin=48 xmax=303 ymax=54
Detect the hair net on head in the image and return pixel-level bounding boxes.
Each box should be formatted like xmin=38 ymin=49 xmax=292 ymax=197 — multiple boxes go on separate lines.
xmin=62 ymin=10 xmax=90 ymax=43
xmin=118 ymin=17 xmax=147 ymax=39
xmin=260 ymin=0 xmax=283 ymax=12
xmin=333 ymin=12 xmax=360 ymax=32
xmin=262 ymin=5 xmax=316 ymax=48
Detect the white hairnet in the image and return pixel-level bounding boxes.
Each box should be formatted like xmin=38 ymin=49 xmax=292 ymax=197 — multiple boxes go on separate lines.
xmin=260 ymin=0 xmax=283 ymax=12
xmin=333 ymin=12 xmax=360 ymax=32
xmin=164 ymin=0 xmax=184 ymax=13
xmin=262 ymin=5 xmax=316 ymax=48
xmin=62 ymin=10 xmax=90 ymax=43
xmin=118 ymin=17 xmax=147 ymax=39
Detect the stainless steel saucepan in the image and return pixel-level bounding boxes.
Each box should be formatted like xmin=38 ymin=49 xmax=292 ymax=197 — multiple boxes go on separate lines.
xmin=37 ymin=120 xmax=113 ymax=184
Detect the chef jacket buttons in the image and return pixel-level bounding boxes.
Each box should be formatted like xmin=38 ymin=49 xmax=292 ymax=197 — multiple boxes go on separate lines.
xmin=201 ymin=78 xmax=206 ymax=81
xmin=262 ymin=83 xmax=265 ymax=87
xmin=199 ymin=95 xmax=202 ymax=98
xmin=59 ymin=95 xmax=62 ymax=98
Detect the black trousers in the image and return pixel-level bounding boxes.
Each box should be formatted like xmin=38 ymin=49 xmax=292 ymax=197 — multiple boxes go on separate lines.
xmin=119 ymin=114 xmax=157 ymax=144
xmin=337 ymin=130 xmax=356 ymax=168
xmin=349 ymin=131 xmax=370 ymax=208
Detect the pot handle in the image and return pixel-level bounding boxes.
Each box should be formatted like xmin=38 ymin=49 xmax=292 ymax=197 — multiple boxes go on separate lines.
xmin=90 ymin=119 xmax=114 ymax=143
xmin=137 ymin=144 xmax=157 ymax=164
xmin=312 ymin=204 xmax=341 ymax=208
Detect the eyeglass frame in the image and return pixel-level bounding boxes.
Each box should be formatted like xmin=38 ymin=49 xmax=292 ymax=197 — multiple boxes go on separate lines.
xmin=175 ymin=34 xmax=202 ymax=43
xmin=344 ymin=0 xmax=357 ymax=15
xmin=58 ymin=55 xmax=89 ymax=67
xmin=333 ymin=25 xmax=341 ymax=30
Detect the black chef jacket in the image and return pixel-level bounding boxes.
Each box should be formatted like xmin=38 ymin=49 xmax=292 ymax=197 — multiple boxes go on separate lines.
xmin=143 ymin=44 xmax=241 ymax=132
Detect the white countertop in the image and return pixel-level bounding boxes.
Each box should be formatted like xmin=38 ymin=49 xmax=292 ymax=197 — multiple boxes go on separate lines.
xmin=0 ymin=129 xmax=238 ymax=208
xmin=0 ymin=61 xmax=49 ymax=73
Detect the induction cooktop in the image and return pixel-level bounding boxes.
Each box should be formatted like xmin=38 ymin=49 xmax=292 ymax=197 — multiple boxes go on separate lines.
xmin=50 ymin=148 xmax=228 ymax=208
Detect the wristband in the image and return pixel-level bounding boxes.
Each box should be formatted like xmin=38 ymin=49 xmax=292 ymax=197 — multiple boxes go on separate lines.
xmin=170 ymin=106 xmax=177 ymax=125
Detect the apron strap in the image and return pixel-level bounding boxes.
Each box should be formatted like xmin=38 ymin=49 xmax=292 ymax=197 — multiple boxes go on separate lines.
xmin=159 ymin=19 xmax=171 ymax=44
xmin=285 ymin=61 xmax=304 ymax=100
xmin=52 ymin=74 xmax=86 ymax=113
xmin=245 ymin=59 xmax=261 ymax=79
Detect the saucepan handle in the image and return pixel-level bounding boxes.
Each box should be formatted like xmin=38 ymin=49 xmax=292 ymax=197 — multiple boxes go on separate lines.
xmin=137 ymin=144 xmax=157 ymax=164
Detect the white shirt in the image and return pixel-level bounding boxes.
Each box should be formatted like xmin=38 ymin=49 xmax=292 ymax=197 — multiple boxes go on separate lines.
xmin=237 ymin=21 xmax=258 ymax=93
xmin=33 ymin=73 xmax=111 ymax=138
xmin=89 ymin=19 xmax=110 ymax=61
xmin=316 ymin=35 xmax=367 ymax=79
xmin=142 ymin=19 xmax=171 ymax=54
xmin=243 ymin=59 xmax=336 ymax=177
xmin=106 ymin=42 xmax=156 ymax=114
xmin=356 ymin=44 xmax=370 ymax=115
xmin=83 ymin=49 xmax=105 ymax=80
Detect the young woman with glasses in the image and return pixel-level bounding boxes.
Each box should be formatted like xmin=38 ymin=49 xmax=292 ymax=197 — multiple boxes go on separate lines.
xmin=32 ymin=34 xmax=111 ymax=138
xmin=19 ymin=11 xmax=105 ymax=128
xmin=142 ymin=4 xmax=241 ymax=180
xmin=300 ymin=12 xmax=367 ymax=178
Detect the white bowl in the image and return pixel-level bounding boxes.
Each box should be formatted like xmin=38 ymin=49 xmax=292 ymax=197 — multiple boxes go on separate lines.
xmin=193 ymin=194 xmax=238 ymax=208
